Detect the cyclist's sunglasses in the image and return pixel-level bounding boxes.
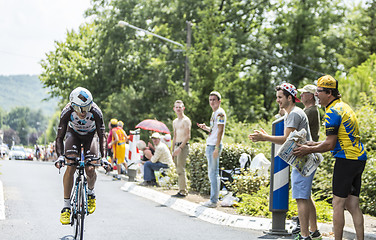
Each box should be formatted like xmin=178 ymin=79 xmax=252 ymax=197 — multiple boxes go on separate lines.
xmin=72 ymin=103 xmax=92 ymax=114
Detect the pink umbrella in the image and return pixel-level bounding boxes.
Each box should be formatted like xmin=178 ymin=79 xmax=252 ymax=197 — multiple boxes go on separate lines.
xmin=135 ymin=119 xmax=170 ymax=134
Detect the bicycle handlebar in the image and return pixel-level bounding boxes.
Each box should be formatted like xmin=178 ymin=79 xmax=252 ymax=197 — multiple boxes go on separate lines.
xmin=63 ymin=155 xmax=103 ymax=167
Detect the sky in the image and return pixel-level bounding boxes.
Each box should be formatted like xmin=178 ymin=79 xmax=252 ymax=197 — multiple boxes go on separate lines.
xmin=0 ymin=0 xmax=92 ymax=76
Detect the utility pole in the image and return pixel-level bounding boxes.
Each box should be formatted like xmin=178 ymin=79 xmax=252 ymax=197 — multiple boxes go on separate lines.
xmin=184 ymin=21 xmax=192 ymax=94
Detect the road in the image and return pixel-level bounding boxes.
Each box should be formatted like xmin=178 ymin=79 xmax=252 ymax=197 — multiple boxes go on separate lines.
xmin=0 ymin=159 xmax=280 ymax=240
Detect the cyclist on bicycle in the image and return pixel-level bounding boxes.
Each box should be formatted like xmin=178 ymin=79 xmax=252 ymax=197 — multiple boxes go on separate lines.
xmin=55 ymin=87 xmax=107 ymax=225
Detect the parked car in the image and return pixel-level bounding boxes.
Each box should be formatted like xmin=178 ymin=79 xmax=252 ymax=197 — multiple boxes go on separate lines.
xmin=9 ymin=145 xmax=27 ymax=160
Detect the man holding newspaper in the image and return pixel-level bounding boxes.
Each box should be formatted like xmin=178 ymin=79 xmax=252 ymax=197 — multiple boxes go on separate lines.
xmin=294 ymin=75 xmax=367 ymax=240
xmin=249 ymin=83 xmax=321 ymax=240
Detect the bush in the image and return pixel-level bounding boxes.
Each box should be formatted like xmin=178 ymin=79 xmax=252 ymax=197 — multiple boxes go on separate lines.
xmin=311 ymin=152 xmax=335 ymax=202
xmin=236 ymin=186 xmax=333 ymax=222
xmin=224 ymin=169 xmax=268 ymax=195
xmin=360 ymin=159 xmax=376 ymax=215
xmin=286 ymin=194 xmax=333 ymax=223
xmin=236 ymin=186 xmax=271 ymax=217
xmin=187 ymin=142 xmax=256 ymax=195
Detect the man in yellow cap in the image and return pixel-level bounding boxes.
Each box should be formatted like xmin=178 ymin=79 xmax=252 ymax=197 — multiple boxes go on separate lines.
xmin=107 ymin=119 xmax=118 ymax=166
xmin=294 ymin=75 xmax=367 ymax=240
xmin=108 ymin=120 xmax=128 ymax=180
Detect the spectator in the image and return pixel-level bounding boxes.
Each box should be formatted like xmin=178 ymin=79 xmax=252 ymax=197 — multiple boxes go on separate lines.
xmin=294 ymin=75 xmax=367 ymax=240
xmin=141 ymin=132 xmax=173 ymax=186
xmin=137 ymin=140 xmax=154 ymax=162
xmin=249 ymin=83 xmax=321 ymax=240
xmin=35 ymin=145 xmax=40 ymax=160
xmin=171 ymin=100 xmax=191 ymax=198
xmin=107 ymin=119 xmax=118 ymax=167
xmin=298 ymin=84 xmax=321 ymax=142
xmin=161 ymin=134 xmax=172 ymax=149
xmin=197 ymin=91 xmax=226 ymax=208
xmin=108 ymin=120 xmax=128 ymax=180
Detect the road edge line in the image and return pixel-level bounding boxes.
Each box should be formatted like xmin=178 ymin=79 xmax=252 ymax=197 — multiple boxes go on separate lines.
xmin=0 ymin=180 xmax=5 ymax=220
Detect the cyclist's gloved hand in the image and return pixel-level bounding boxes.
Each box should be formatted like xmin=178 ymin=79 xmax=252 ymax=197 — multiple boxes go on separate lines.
xmin=101 ymin=158 xmax=112 ymax=172
xmin=101 ymin=157 xmax=110 ymax=165
xmin=55 ymin=156 xmax=65 ymax=169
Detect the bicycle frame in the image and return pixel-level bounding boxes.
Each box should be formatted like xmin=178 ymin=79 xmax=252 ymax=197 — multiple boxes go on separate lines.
xmin=65 ymin=144 xmax=100 ymax=240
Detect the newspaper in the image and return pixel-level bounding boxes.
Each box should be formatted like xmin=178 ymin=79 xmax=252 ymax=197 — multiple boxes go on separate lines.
xmin=277 ymin=129 xmax=323 ymax=177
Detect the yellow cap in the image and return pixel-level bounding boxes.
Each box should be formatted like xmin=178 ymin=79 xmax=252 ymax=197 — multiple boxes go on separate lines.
xmin=317 ymin=75 xmax=338 ymax=89
xmin=110 ymin=118 xmax=118 ymax=125
xmin=118 ymin=120 xmax=124 ymax=127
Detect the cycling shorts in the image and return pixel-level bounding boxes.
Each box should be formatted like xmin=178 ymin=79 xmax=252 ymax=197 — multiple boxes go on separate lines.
xmin=64 ymin=128 xmax=99 ymax=158
xmin=333 ymin=158 xmax=366 ymax=198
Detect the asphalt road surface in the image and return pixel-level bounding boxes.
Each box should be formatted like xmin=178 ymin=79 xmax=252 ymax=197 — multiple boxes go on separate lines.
xmin=0 ymin=159 xmax=293 ymax=240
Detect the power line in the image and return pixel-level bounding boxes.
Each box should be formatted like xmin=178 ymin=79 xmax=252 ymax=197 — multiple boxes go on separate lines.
xmin=248 ymin=47 xmax=326 ymax=76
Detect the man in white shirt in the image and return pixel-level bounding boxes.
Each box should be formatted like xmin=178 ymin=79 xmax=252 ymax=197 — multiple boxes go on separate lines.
xmin=141 ymin=132 xmax=173 ymax=186
xmin=197 ymin=91 xmax=226 ymax=208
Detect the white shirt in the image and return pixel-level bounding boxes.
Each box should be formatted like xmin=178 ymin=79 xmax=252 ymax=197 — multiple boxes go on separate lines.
xmin=206 ymin=107 xmax=226 ymax=145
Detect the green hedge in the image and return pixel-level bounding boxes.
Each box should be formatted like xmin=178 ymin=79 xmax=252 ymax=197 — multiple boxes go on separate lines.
xmin=187 ymin=142 xmax=256 ymax=195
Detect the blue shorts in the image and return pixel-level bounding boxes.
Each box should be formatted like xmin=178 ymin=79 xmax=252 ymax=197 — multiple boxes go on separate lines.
xmin=291 ymin=168 xmax=315 ymax=199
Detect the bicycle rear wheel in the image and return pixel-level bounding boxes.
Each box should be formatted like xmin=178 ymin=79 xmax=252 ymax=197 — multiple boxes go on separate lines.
xmin=74 ymin=178 xmax=86 ymax=240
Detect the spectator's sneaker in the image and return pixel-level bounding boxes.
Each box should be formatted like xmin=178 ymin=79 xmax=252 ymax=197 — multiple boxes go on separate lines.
xmin=200 ymin=200 xmax=217 ymax=208
xmin=60 ymin=207 xmax=71 ymax=225
xmin=140 ymin=181 xmax=151 ymax=186
xmin=88 ymin=194 xmax=96 ymax=214
xmin=294 ymin=233 xmax=312 ymax=240
xmin=172 ymin=192 xmax=188 ymax=198
xmin=292 ymin=225 xmax=301 ymax=235
xmin=112 ymin=175 xmax=121 ymax=181
xmin=310 ymin=230 xmax=322 ymax=240
xmin=150 ymin=180 xmax=159 ymax=187
xmin=292 ymin=216 xmax=300 ymax=234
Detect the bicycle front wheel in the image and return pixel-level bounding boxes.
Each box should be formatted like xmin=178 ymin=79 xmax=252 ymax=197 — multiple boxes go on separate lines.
xmin=74 ymin=178 xmax=86 ymax=240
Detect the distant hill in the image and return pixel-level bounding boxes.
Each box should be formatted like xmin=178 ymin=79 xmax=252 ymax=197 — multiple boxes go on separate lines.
xmin=0 ymin=75 xmax=59 ymax=116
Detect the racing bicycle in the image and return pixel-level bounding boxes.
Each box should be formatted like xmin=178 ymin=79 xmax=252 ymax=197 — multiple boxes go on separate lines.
xmin=61 ymin=145 xmax=103 ymax=240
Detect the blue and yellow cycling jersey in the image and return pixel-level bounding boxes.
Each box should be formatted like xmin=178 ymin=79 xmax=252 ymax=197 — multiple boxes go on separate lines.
xmin=324 ymin=99 xmax=367 ymax=161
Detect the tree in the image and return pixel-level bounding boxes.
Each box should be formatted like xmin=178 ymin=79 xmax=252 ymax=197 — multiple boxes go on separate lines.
xmin=2 ymin=107 xmax=48 ymax=146
xmin=0 ymin=107 xmax=4 ymax=129
xmin=17 ymin=119 xmax=28 ymax=145
xmin=40 ymin=23 xmax=100 ymax=103
xmin=2 ymin=128 xmax=20 ymax=146
xmin=40 ymin=0 xmax=368 ymax=135
xmin=337 ymin=0 xmax=376 ymax=69
xmin=270 ymin=0 xmax=346 ymax=86
xmin=337 ymin=54 xmax=376 ymax=108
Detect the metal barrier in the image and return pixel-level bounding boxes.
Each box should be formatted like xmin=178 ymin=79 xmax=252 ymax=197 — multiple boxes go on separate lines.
xmin=127 ymin=129 xmax=141 ymax=181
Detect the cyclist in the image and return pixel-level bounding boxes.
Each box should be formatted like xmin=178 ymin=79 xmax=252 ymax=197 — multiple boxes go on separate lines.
xmin=54 ymin=87 xmax=107 ymax=225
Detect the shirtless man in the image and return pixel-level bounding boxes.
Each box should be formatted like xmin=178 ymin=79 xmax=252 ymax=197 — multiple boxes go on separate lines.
xmin=171 ymin=100 xmax=192 ymax=197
